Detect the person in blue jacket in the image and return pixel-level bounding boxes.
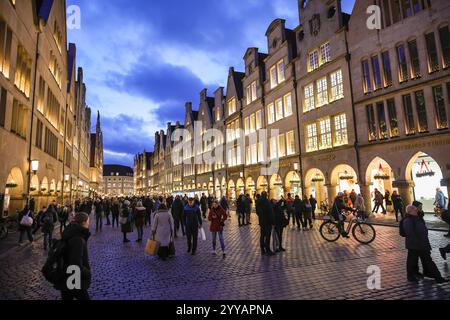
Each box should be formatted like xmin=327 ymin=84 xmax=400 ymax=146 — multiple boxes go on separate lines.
xmin=183 ymin=198 xmax=203 ymax=255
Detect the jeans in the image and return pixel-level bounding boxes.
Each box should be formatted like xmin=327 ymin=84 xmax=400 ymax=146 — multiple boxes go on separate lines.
xmin=95 ymin=214 xmax=103 ymax=231
xmin=136 ymin=225 xmax=143 ymax=240
xmin=59 ymin=221 xmax=67 ymax=234
xmin=259 ymin=225 xmax=272 ymax=254
xmin=287 ymin=210 xmax=295 ymax=227
xmin=61 ymin=289 xmax=90 ymax=301
xmin=112 ymin=214 xmax=119 ymax=228
xmin=212 ymin=231 xmax=225 ymax=252
xmin=19 ymin=227 xmax=33 ymax=243
xmin=394 ymin=207 xmax=404 ymax=222
xmin=43 ymin=231 xmax=53 ymax=250
xmin=303 ymin=212 xmax=313 ymax=228
xmin=144 ymin=212 xmax=151 ymax=226
xmin=174 ymin=217 xmax=185 ymax=237
xmin=186 ymin=225 xmax=199 ymax=253
xmin=273 ymin=226 xmax=283 ymax=251
xmin=238 ymin=212 xmax=246 ymax=225
xmin=373 ymin=203 xmax=386 ymax=214
xmin=105 ymin=211 xmax=111 ymax=225
xmin=407 ymin=249 xmax=443 ymax=280
xmin=294 ymin=211 xmax=303 ymax=228
xmin=246 ymin=212 xmax=251 ymax=224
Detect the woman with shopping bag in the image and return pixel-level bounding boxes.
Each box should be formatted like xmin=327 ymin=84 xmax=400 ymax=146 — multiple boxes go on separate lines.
xmin=151 ymin=204 xmax=174 ymax=261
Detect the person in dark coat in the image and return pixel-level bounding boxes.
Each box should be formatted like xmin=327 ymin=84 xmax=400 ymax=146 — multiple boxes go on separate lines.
xmin=133 ymin=201 xmax=146 ymax=242
xmin=58 ymin=206 xmax=69 ymax=235
xmin=94 ymin=199 xmax=103 ymax=232
xmin=309 ymin=194 xmax=318 ymax=220
xmin=207 ymin=194 xmax=214 ymax=210
xmin=303 ymin=195 xmax=314 ymax=230
xmin=33 ymin=206 xmax=46 ymax=235
xmin=245 ymin=194 xmax=252 ymax=225
xmin=256 ymin=192 xmax=275 ymax=256
xmin=208 ymin=200 xmax=228 ymax=257
xmin=403 ymin=204 xmax=447 ymax=283
xmin=171 ymin=196 xmax=185 ymax=238
xmin=41 ymin=207 xmax=57 ymax=250
xmin=220 ymin=196 xmax=230 ymax=217
xmin=18 ymin=205 xmax=34 ymax=244
xmin=200 ymin=194 xmax=208 ymax=220
xmin=391 ymin=191 xmax=404 ymax=222
xmin=120 ymin=200 xmax=132 ymax=243
xmin=285 ymin=194 xmax=295 ymax=229
xmin=236 ymin=194 xmax=246 ymax=226
xmin=349 ymin=190 xmax=357 ymax=209
xmin=293 ymin=195 xmax=304 ymax=230
xmin=60 ymin=212 xmax=91 ymax=300
xmin=331 ymin=192 xmax=355 ymax=237
xmin=184 ymin=198 xmax=203 ymax=255
xmin=143 ymin=196 xmax=153 ymax=227
xmin=103 ymin=198 xmax=111 ymax=226
xmin=111 ymin=198 xmax=120 ymax=228
xmin=272 ymin=199 xmax=287 ymax=253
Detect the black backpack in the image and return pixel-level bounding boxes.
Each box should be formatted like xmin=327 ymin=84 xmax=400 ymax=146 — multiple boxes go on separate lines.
xmin=41 ymin=239 xmax=67 ymax=289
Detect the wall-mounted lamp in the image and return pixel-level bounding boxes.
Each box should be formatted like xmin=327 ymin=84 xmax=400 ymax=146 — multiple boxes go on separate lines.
xmin=31 ymin=160 xmax=39 ymax=175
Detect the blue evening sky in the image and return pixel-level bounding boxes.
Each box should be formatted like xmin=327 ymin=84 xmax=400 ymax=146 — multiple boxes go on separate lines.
xmin=67 ymin=0 xmax=356 ymax=166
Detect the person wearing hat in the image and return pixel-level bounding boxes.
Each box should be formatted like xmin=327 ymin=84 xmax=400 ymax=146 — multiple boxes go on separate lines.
xmin=331 ymin=192 xmax=356 ymax=238
xmin=403 ymin=204 xmax=447 ymax=284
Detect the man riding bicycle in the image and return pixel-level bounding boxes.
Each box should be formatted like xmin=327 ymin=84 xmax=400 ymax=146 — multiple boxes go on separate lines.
xmin=331 ymin=192 xmax=356 ymax=238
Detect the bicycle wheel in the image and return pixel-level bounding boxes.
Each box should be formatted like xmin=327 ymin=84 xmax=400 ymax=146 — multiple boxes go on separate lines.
xmin=352 ymin=222 xmax=376 ymax=244
xmin=319 ymin=221 xmax=341 ymax=242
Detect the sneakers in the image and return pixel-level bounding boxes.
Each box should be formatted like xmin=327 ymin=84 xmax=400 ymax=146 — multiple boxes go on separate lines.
xmin=222 ymin=251 xmax=226 ymax=259
xmin=211 ymin=250 xmax=217 ymax=255
xmin=439 ymin=248 xmax=447 ymax=260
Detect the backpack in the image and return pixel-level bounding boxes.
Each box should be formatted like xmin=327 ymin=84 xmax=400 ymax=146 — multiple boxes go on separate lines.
xmin=399 ymin=218 xmax=406 ymax=237
xmin=41 ymin=239 xmax=67 ymax=289
xmin=42 ymin=212 xmax=53 ymax=225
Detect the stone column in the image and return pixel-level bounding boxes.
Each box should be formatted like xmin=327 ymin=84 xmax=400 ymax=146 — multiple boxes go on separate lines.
xmin=441 ymin=178 xmax=450 ymax=202
xmin=326 ymin=183 xmax=338 ymax=205
xmin=392 ymin=180 xmax=415 ymax=206
xmin=359 ymin=182 xmax=372 ymax=214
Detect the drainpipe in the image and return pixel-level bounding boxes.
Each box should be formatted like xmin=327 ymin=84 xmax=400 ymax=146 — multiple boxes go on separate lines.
xmin=292 ymin=76 xmax=306 ymax=196
xmin=344 ymin=27 xmax=363 ymax=186
xmin=26 ymin=28 xmax=41 ymax=206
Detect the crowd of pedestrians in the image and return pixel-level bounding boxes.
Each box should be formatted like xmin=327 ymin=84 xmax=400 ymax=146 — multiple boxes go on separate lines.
xmin=9 ymin=185 xmax=449 ymax=300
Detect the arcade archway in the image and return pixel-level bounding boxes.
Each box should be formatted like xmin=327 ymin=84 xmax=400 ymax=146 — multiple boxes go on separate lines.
xmin=285 ymin=171 xmax=302 ymax=197
xmin=256 ymin=176 xmax=268 ymax=195
xmin=270 ymin=174 xmax=284 ymax=200
xmin=407 ymin=152 xmax=447 ymax=213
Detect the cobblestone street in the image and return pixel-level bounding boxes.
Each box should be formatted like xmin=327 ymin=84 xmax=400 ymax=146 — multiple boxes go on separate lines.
xmin=1 ymin=214 xmax=449 ymax=300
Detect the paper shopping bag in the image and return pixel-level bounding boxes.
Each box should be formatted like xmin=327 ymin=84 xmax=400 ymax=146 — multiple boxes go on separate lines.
xmin=145 ymin=239 xmax=160 ymax=256
xmin=198 ymin=227 xmax=206 ymax=241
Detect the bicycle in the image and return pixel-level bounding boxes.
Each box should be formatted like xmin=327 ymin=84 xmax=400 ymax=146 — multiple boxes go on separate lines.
xmin=319 ymin=210 xmax=376 ymax=244
xmin=0 ymin=216 xmax=18 ymax=240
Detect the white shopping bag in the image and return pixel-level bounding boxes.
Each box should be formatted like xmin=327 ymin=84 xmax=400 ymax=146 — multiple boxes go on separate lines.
xmin=198 ymin=227 xmax=206 ymax=241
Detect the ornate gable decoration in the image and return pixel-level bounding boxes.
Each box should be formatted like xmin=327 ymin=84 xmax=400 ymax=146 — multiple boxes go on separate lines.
xmin=309 ymin=14 xmax=321 ymax=37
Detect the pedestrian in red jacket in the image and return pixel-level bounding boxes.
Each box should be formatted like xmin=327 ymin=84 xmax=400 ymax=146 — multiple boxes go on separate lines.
xmin=208 ymin=200 xmax=228 ymax=258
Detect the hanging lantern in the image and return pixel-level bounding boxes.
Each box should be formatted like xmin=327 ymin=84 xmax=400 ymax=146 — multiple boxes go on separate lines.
xmin=374 ymin=163 xmax=390 ymax=180
xmin=339 ymin=171 xmax=354 ymax=181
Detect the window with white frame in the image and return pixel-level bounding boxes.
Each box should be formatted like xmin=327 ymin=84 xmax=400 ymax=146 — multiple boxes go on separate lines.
xmin=247 ymin=81 xmax=257 ymax=104
xmin=258 ymin=142 xmax=264 ymax=163
xmin=251 ymin=143 xmax=257 ymax=164
xmin=306 ymin=124 xmax=318 ymax=152
xmin=270 ymin=60 xmax=286 ymax=89
xmin=316 ymin=76 xmax=328 ymax=107
xmin=267 ymin=103 xmax=275 ymax=124
xmin=249 ymin=113 xmax=256 ymax=133
xmin=270 ymin=136 xmax=277 ymax=159
xmin=330 ymin=69 xmax=344 ymax=101
xmin=244 ymin=116 xmax=250 ymax=135
xmin=256 ymin=110 xmax=262 ymax=130
xmin=275 ymin=98 xmax=283 ymax=121
xmin=308 ymin=50 xmax=319 ymax=72
xmin=228 ymin=98 xmax=236 ymax=116
xmin=286 ymin=131 xmax=295 ymax=155
xmin=320 ymin=42 xmax=331 ymax=65
xmin=284 ymin=93 xmax=293 ymax=117
xmin=252 ymin=81 xmax=257 ymax=101
xmin=278 ymin=134 xmax=286 ymax=157
xmin=334 ymin=113 xmax=348 ymax=146
xmin=319 ymin=118 xmax=332 ymax=150
xmin=304 ymin=83 xmax=315 ymax=112
xmin=216 ymin=108 xmax=221 ymax=121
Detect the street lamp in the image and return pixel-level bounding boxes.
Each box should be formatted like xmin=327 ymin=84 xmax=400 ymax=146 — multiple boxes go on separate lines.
xmin=64 ymin=174 xmax=70 ymax=182
xmin=31 ymin=160 xmax=39 ymax=175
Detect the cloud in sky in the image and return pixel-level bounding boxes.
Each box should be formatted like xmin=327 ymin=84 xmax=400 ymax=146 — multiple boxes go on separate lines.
xmin=67 ymin=0 xmax=355 ymax=166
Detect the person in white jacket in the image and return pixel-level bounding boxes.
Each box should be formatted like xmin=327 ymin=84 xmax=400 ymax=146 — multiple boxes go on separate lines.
xmin=151 ymin=204 xmax=174 ymax=260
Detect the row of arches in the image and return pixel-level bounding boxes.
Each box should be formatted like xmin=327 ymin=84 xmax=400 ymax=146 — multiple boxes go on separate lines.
xmin=2 ymin=167 xmax=89 ymax=215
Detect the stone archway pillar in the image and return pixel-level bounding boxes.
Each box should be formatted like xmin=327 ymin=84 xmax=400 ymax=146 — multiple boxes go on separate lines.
xmin=359 ymin=182 xmax=372 ymax=214
xmin=392 ymin=180 xmax=415 ymax=206
xmin=325 ymin=183 xmax=338 ymax=205
xmin=441 ymin=178 xmax=450 ymax=204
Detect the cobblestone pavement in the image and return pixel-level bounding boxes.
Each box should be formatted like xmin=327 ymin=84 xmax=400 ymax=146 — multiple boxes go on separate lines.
xmin=0 ymin=213 xmax=449 ymax=300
